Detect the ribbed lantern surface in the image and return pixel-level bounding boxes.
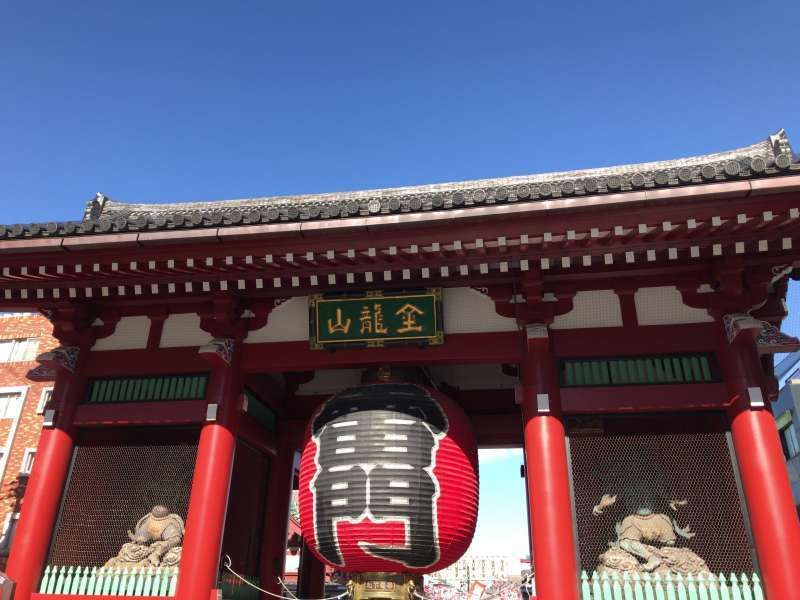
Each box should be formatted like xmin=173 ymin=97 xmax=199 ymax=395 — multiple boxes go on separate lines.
xmin=298 ymin=382 xmax=478 ymax=573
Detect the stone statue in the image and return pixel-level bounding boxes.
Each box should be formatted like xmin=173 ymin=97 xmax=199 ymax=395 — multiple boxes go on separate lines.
xmin=592 ymin=494 xmax=710 ymax=577
xmin=104 ymin=506 xmax=184 ymax=568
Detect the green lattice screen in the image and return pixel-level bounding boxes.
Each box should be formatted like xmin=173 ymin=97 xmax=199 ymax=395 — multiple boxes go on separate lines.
xmin=84 ymin=374 xmax=209 ymax=404
xmin=244 ymin=389 xmax=277 ymax=433
xmin=560 ymin=354 xmax=718 ymax=387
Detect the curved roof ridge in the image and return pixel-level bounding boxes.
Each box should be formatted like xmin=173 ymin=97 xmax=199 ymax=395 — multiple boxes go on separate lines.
xmin=92 ymin=131 xmax=786 ymax=217
xmin=0 ymin=130 xmax=796 ymax=240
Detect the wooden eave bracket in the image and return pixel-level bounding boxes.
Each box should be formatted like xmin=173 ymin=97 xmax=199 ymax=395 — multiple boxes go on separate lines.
xmin=197 ymin=294 xmax=278 ymax=368
xmin=35 ymin=305 xmax=122 ymax=373
xmin=35 ymin=345 xmax=81 ymax=374
xmin=198 ymin=294 xmax=274 ymax=340
xmin=41 ymin=304 xmax=120 ymax=342
xmin=26 ymin=364 xmax=57 ymax=382
xmin=756 ymin=322 xmax=800 ymax=356
xmin=720 ymin=312 xmax=799 ymax=356
xmin=678 ymin=263 xmax=775 ymax=319
xmin=198 ymin=338 xmax=236 ymax=368
xmin=723 ymin=313 xmax=765 ymax=343
xmin=483 ymin=272 xmax=575 ymax=325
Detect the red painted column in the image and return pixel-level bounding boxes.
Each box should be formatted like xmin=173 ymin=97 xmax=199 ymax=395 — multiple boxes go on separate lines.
xmin=6 ymin=354 xmax=85 ymax=600
xmin=519 ymin=325 xmax=579 ymax=600
xmin=259 ymin=431 xmax=298 ymax=599
xmin=719 ymin=325 xmax=800 ymax=600
xmin=175 ymin=339 xmax=243 ymax=600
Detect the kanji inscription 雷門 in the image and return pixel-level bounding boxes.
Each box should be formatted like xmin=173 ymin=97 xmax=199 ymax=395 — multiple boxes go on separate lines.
xmin=308 ymin=383 xmax=447 ymax=568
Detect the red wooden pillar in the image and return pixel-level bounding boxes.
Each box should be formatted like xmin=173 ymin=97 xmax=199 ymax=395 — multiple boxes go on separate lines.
xmin=719 ymin=321 xmax=800 ymax=600
xmin=518 ymin=324 xmax=579 ymax=600
xmin=297 ymin=541 xmax=326 ymax=599
xmin=6 ymin=346 xmax=86 ymax=600
xmin=175 ymin=338 xmax=243 ymax=600
xmin=259 ymin=430 xmax=298 ymax=599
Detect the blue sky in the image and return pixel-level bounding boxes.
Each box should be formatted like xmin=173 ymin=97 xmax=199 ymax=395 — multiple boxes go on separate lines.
xmin=1 ymin=1 xmax=799 ymax=224
xmin=3 ymin=1 xmax=800 ymax=558
xmin=474 ymin=449 xmax=528 ymax=557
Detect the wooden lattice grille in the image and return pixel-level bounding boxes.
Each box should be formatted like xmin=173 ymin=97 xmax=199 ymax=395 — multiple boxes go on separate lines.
xmin=560 ymin=354 xmax=719 ymax=387
xmin=84 ymin=374 xmax=208 ymax=404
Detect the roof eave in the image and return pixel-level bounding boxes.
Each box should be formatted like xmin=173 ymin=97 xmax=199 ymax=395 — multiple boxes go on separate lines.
xmin=3 ymin=175 xmax=800 ymax=255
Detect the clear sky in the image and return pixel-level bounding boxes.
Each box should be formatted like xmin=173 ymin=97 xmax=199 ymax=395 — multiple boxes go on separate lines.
xmin=1 ymin=1 xmax=799 ymax=225
xmin=3 ymin=0 xmax=800 ymax=558
xmin=473 ymin=449 xmax=528 ymax=557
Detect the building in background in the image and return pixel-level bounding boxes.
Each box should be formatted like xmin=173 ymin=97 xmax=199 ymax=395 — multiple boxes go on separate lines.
xmin=0 ymin=313 xmax=55 ymax=565
xmin=430 ymin=554 xmax=528 ymax=585
xmin=774 ymin=372 xmax=800 ymax=510
xmin=771 ymin=281 xmax=800 ymax=514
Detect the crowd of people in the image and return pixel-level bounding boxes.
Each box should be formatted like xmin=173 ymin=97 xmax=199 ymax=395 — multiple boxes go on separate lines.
xmin=482 ymin=579 xmax=529 ymax=600
xmin=421 ymin=582 xmax=463 ymax=600
xmin=422 ymin=576 xmax=534 ymax=600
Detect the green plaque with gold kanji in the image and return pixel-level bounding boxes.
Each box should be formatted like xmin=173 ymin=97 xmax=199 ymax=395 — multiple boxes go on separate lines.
xmin=309 ymin=289 xmax=443 ymax=349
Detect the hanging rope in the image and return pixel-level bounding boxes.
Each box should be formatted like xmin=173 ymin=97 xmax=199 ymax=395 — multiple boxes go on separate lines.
xmin=278 ymin=575 xmax=301 ymax=600
xmin=222 ymin=555 xmax=349 ymax=600
xmin=225 ymin=555 xmax=518 ymax=600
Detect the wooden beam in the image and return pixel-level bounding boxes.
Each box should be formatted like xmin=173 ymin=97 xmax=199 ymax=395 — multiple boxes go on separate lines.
xmin=471 ymin=413 xmax=523 ymax=446
xmin=241 ymin=331 xmax=523 ymax=372
xmin=73 ymin=400 xmax=208 ymax=427
xmin=83 ymin=348 xmax=208 ymax=376
xmin=551 ymin=323 xmax=719 ymax=356
xmin=561 ymin=383 xmax=728 ymax=413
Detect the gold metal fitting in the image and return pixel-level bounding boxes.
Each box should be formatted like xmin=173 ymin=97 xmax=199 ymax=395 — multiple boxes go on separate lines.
xmin=348 ymin=572 xmax=423 ymax=600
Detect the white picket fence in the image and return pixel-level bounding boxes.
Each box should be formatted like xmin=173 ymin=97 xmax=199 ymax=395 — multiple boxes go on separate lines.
xmin=39 ymin=565 xmax=178 ymax=596
xmin=36 ymin=565 xmax=764 ymax=599
xmin=580 ymin=570 xmax=764 ymax=600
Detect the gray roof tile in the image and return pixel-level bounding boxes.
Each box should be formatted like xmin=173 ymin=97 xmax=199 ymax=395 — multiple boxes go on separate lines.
xmin=2 ymin=130 xmax=797 ymax=239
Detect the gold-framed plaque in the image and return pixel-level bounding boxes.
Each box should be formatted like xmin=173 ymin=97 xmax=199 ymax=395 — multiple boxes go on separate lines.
xmin=309 ymin=288 xmax=443 ymax=350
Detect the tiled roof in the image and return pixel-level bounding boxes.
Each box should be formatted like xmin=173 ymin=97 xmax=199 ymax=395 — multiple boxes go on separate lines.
xmin=1 ymin=130 xmax=797 ymax=240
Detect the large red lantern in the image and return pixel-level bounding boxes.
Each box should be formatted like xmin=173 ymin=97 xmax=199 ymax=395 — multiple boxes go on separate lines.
xmin=298 ymin=382 xmax=479 ymax=574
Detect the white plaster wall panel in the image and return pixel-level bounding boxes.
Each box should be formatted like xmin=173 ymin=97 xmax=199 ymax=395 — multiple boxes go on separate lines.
xmin=245 ymin=297 xmax=310 ymax=343
xmin=92 ymin=316 xmax=151 ymax=351
xmin=442 ymin=288 xmax=517 ymax=334
xmin=635 ymin=286 xmax=713 ymax=325
xmin=551 ymin=290 xmax=623 ymax=330
xmin=159 ymin=313 xmax=212 ymax=348
xmin=296 ymin=369 xmax=364 ymax=396
xmin=428 ymin=364 xmax=518 ymax=390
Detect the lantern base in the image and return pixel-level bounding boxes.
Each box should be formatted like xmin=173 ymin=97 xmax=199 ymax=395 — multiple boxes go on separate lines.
xmin=348 ymin=572 xmax=424 ymax=600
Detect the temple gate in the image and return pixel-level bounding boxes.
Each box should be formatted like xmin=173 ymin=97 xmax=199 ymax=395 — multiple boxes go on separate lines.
xmin=0 ymin=131 xmax=799 ymax=600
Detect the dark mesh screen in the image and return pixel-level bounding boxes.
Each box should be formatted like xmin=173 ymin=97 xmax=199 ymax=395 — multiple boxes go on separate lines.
xmin=48 ymin=428 xmax=198 ymax=566
xmin=567 ymin=412 xmax=754 ymax=574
